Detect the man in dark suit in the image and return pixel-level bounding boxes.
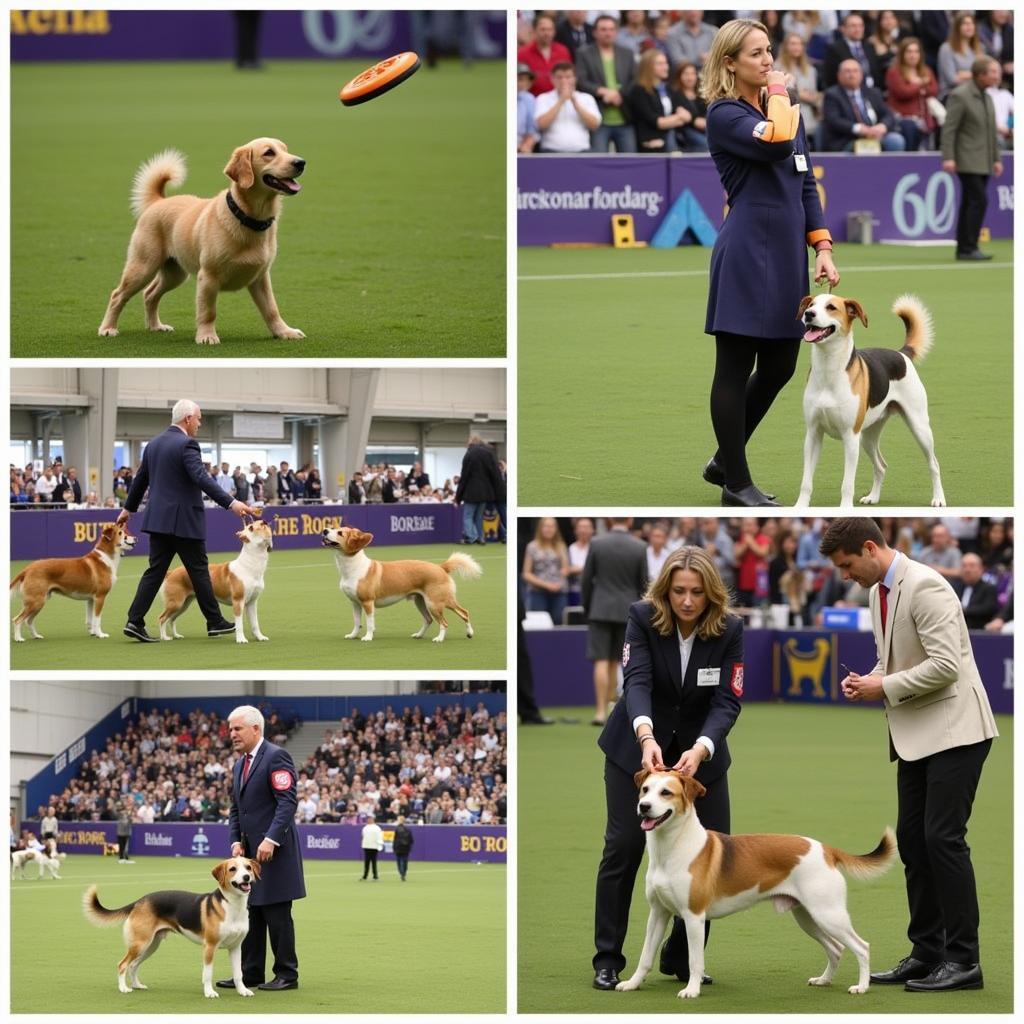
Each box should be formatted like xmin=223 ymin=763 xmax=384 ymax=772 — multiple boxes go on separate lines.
xmin=555 ymin=10 xmax=593 ymax=58
xmin=574 ymin=14 xmax=637 ymax=152
xmin=953 ymin=553 xmax=1000 ymax=630
xmin=582 ymin=519 xmax=648 ymax=726
xmin=117 ymin=399 xmax=257 ymax=642
xmin=824 ymin=11 xmax=884 ymax=88
xmin=218 ymin=705 xmax=306 ymax=991
xmin=822 ymin=59 xmax=907 ymax=151
xmin=454 ymin=435 xmax=502 ymax=545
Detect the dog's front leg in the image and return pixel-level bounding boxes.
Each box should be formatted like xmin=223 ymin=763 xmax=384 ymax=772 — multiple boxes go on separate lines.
xmin=202 ymin=941 xmax=219 ymax=997
xmin=795 ymin=425 xmax=824 ymax=507
xmin=345 ymin=602 xmax=363 ymax=640
xmin=360 ymin=601 xmax=376 ymax=641
xmin=248 ymin=272 xmax=305 ymax=340
xmin=677 ymin=911 xmax=706 ymax=999
xmin=233 ymin=596 xmax=247 ymax=644
xmin=91 ymin=593 xmax=109 ymax=638
xmin=230 ymin=943 xmax=254 ymax=996
xmin=247 ymin=599 xmax=269 ymax=641
xmin=195 ymin=269 xmax=221 ymax=345
xmin=840 ymin=433 xmax=860 ymax=507
xmin=616 ymin=904 xmax=671 ymax=992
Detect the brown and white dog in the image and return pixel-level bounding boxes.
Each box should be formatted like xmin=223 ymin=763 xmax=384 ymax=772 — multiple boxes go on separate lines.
xmin=616 ymin=771 xmax=896 ymax=1000
xmin=83 ymin=856 xmax=259 ymax=998
xmin=321 ymin=526 xmax=481 ymax=642
xmin=10 ymin=523 xmax=137 ymax=641
xmin=158 ymin=519 xmax=273 ymax=643
xmin=795 ymin=293 xmax=945 ymax=508
xmin=11 ymin=840 xmax=63 ymax=880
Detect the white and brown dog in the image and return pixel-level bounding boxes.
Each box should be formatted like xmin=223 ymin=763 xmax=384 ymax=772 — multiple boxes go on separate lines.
xmin=796 ymin=293 xmax=945 ymax=508
xmin=11 ymin=840 xmax=63 ymax=880
xmin=158 ymin=518 xmax=273 ymax=643
xmin=83 ymin=856 xmax=259 ymax=998
xmin=321 ymin=526 xmax=481 ymax=642
xmin=11 ymin=523 xmax=138 ymax=641
xmin=616 ymin=771 xmax=896 ymax=1000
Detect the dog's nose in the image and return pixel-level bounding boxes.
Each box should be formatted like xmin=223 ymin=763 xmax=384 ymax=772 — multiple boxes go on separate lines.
xmin=638 ymin=801 xmax=651 ymax=815
xmin=293 ymin=158 xmax=306 ymax=175
xmin=321 ymin=529 xmax=329 ymax=537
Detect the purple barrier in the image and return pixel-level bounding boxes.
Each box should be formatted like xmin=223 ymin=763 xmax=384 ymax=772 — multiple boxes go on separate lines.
xmin=11 ymin=10 xmax=507 ymax=62
xmin=527 ymin=627 xmax=1012 ymax=715
xmin=25 ymin=821 xmax=506 ymax=863
xmin=11 ymin=503 xmax=463 ymax=559
xmin=518 ymin=153 xmax=1013 ymax=245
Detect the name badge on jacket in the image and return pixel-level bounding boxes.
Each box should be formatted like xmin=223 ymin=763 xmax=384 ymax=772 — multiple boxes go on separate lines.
xmin=794 ymin=153 xmax=808 ymax=173
xmin=697 ymin=668 xmax=721 ymax=687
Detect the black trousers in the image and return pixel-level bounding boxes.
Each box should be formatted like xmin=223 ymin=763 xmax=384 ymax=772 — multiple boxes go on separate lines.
xmin=896 ymin=738 xmax=991 ymax=964
xmin=117 ymin=835 xmax=129 ymax=859
xmin=127 ymin=531 xmax=222 ymax=627
xmin=594 ymin=756 xmax=730 ymax=973
xmin=241 ymin=901 xmax=297 ymax=984
xmin=362 ymin=850 xmax=379 ymax=879
xmin=955 ymin=173 xmax=990 ymax=255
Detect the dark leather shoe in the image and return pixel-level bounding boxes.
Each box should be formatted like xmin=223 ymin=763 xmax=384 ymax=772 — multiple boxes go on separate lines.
xmin=124 ymin=622 xmax=159 ymax=643
xmin=904 ymin=962 xmax=983 ymax=992
xmin=593 ymin=968 xmax=620 ymax=990
xmin=216 ymin=978 xmax=260 ymax=989
xmin=207 ymin=619 xmax=235 ymax=637
xmin=520 ymin=715 xmax=555 ymax=725
xmin=721 ymin=483 xmax=780 ymax=507
xmin=870 ymin=955 xmax=940 ymax=984
xmin=258 ymin=977 xmax=299 ymax=991
xmin=704 ymin=457 xmax=776 ymax=501
xmin=956 ymin=250 xmax=993 ymax=261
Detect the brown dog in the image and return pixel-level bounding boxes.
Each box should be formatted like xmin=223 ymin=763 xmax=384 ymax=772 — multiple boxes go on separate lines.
xmin=321 ymin=525 xmax=481 ymax=642
xmin=99 ymin=137 xmax=306 ymax=344
xmin=11 ymin=523 xmax=137 ymax=641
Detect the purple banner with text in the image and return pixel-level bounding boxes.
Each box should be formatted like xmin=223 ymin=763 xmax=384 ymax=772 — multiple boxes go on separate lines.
xmin=27 ymin=821 xmax=506 ymax=863
xmin=11 ymin=10 xmax=507 ymax=62
xmin=11 ymin=503 xmax=462 ymax=560
xmin=518 ymin=153 xmax=1013 ymax=246
xmin=527 ymin=627 xmax=1012 ymax=714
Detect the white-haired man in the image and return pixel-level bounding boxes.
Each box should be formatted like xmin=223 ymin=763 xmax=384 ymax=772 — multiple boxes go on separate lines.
xmin=117 ymin=399 xmax=259 ymax=641
xmin=218 ymin=705 xmax=305 ymax=991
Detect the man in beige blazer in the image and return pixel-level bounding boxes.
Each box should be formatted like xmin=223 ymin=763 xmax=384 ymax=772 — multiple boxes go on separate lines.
xmin=820 ymin=518 xmax=997 ymax=994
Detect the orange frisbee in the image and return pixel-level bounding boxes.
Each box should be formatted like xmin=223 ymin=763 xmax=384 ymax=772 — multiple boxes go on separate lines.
xmin=340 ymin=51 xmax=421 ymax=106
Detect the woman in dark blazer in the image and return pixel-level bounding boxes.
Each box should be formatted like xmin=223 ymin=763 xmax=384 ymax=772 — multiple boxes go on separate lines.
xmin=593 ymin=546 xmax=743 ymax=991
xmin=623 ymin=48 xmax=689 ymax=151
xmin=701 ymin=19 xmax=840 ymax=506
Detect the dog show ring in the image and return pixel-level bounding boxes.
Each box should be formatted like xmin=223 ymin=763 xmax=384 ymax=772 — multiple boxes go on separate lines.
xmin=340 ymin=52 xmax=421 ymax=106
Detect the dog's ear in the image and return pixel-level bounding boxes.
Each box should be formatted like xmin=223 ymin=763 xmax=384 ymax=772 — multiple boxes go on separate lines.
xmin=797 ymin=294 xmax=815 ymax=319
xmin=211 ymin=860 xmax=229 ymax=887
xmin=355 ymin=531 xmax=374 ymax=550
xmin=680 ymin=774 xmax=707 ymax=803
xmin=224 ymin=145 xmax=255 ymax=189
xmin=101 ymin=523 xmax=115 ymax=538
xmin=633 ymin=768 xmax=651 ymax=790
xmin=845 ymin=299 xmax=868 ymax=328
xmin=248 ymin=858 xmax=262 ymax=879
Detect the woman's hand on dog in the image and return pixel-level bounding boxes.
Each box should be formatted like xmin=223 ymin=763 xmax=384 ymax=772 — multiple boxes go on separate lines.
xmin=640 ymin=738 xmax=666 ymax=774
xmin=671 ymin=745 xmax=707 ymax=777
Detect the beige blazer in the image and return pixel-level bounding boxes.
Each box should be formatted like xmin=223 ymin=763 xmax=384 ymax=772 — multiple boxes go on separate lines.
xmin=870 ymin=555 xmax=998 ymax=762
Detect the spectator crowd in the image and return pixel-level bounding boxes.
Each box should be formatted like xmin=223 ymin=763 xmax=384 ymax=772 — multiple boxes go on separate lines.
xmin=517 ymin=10 xmax=1013 ymax=153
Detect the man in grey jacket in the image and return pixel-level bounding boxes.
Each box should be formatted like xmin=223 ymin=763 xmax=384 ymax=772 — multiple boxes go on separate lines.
xmin=582 ymin=519 xmax=649 ymax=726
xmin=942 ymin=57 xmax=1004 ymax=260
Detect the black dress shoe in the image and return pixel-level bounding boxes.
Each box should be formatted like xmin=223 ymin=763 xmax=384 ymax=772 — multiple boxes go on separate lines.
xmin=520 ymin=715 xmax=555 ymax=725
xmin=258 ymin=977 xmax=299 ymax=991
xmin=870 ymin=955 xmax=940 ymax=984
xmin=207 ymin=619 xmax=235 ymax=637
xmin=216 ymin=978 xmax=260 ymax=989
xmin=721 ymin=483 xmax=780 ymax=507
xmin=593 ymin=967 xmax=620 ymax=990
xmin=905 ymin=962 xmax=983 ymax=992
xmin=955 ymin=250 xmax=993 ymax=261
xmin=703 ymin=457 xmax=777 ymax=501
xmin=123 ymin=622 xmax=159 ymax=643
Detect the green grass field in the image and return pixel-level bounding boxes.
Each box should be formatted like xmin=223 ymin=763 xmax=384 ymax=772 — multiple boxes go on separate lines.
xmin=11 ymin=60 xmax=504 ymax=356
xmin=518 ymin=703 xmax=1013 ymax=1013
xmin=11 ymin=854 xmax=505 ymax=1012
xmin=518 ymin=242 xmax=1013 ymax=505
xmin=10 ymin=543 xmax=506 ymax=671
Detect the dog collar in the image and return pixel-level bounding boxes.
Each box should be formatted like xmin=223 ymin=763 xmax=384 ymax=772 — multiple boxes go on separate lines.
xmin=225 ymin=191 xmax=274 ymax=232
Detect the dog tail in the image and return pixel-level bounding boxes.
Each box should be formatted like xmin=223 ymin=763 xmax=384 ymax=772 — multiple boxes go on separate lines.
xmin=893 ymin=294 xmax=933 ymax=362
xmin=82 ymin=885 xmax=134 ymax=926
xmin=130 ymin=149 xmax=187 ymax=218
xmin=828 ymin=826 xmax=898 ymax=882
xmin=10 ymin=570 xmax=26 ymax=596
xmin=441 ymin=553 xmax=483 ymax=580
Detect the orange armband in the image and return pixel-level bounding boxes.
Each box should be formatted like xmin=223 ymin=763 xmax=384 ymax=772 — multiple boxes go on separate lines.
xmin=754 ymin=91 xmax=800 ymax=143
xmin=807 ymin=229 xmax=833 ymax=248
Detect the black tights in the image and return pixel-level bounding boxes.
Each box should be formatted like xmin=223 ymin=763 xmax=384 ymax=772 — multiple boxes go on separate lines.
xmin=710 ymin=332 xmax=801 ymax=490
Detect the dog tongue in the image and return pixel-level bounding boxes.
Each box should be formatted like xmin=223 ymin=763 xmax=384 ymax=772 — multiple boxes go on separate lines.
xmin=640 ymin=817 xmax=658 ymax=832
xmin=803 ymin=327 xmax=830 ymax=342
xmin=284 ymin=179 xmax=301 ymax=193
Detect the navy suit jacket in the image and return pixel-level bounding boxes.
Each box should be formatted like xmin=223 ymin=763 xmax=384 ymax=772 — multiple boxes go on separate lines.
xmin=229 ymin=740 xmax=306 ymax=906
xmin=822 ymin=84 xmax=898 ymax=151
xmin=124 ymin=426 xmax=233 ymax=539
xmin=599 ymin=603 xmax=743 ymax=781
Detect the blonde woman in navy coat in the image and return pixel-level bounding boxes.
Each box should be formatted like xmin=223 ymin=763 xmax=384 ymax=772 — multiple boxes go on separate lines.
xmin=700 ymin=19 xmax=841 ymax=507
xmin=592 ymin=546 xmax=743 ymax=990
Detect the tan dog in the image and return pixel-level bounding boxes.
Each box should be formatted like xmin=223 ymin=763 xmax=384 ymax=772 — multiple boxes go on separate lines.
xmin=11 ymin=523 xmax=137 ymax=641
xmin=99 ymin=137 xmax=306 ymax=344
xmin=83 ymin=856 xmax=259 ymax=998
xmin=617 ymin=770 xmax=896 ymax=1000
xmin=158 ymin=519 xmax=273 ymax=643
xmin=321 ymin=526 xmax=481 ymax=642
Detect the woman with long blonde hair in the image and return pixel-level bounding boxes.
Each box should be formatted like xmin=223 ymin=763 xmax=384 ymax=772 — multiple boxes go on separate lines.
xmin=521 ymin=517 xmax=569 ymax=624
xmin=698 ymin=19 xmax=838 ymax=507
xmin=623 ymin=48 xmax=689 ymax=150
xmin=593 ymin=545 xmax=743 ymax=991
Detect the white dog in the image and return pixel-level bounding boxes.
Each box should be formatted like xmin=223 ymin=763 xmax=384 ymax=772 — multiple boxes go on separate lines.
xmin=12 ymin=841 xmax=62 ymax=880
xmin=796 ymin=293 xmax=945 ymax=507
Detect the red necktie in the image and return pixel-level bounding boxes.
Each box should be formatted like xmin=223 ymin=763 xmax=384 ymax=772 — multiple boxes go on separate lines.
xmin=241 ymin=753 xmax=252 ymax=784
xmin=879 ymin=584 xmax=890 ymax=637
